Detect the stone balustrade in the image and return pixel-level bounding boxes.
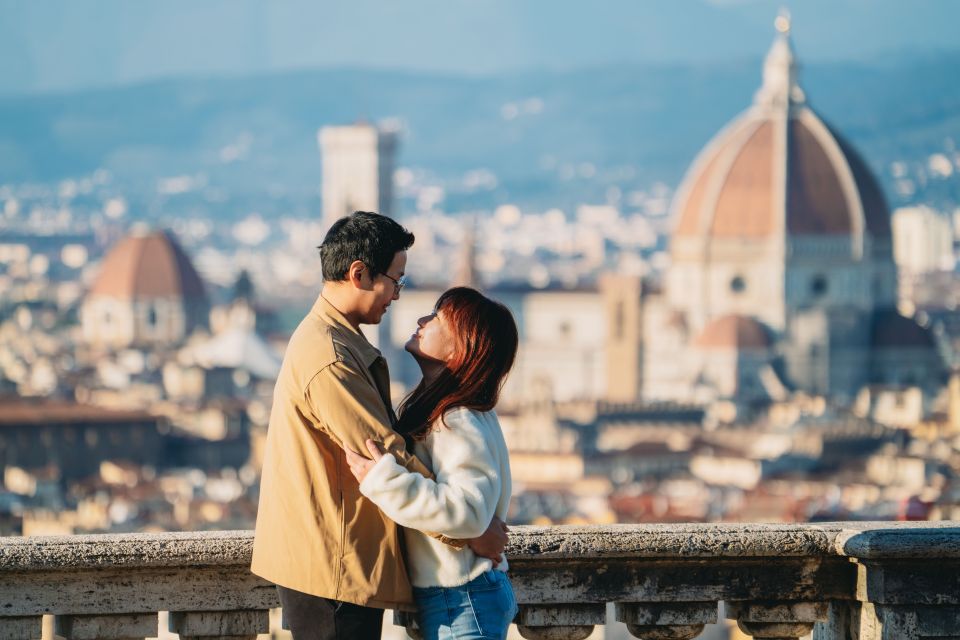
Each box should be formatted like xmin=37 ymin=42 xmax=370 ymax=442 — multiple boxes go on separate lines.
xmin=2 ymin=523 xmax=959 ymax=640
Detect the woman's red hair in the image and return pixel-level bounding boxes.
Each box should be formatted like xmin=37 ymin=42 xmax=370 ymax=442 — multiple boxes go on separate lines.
xmin=396 ymin=287 xmax=519 ymax=441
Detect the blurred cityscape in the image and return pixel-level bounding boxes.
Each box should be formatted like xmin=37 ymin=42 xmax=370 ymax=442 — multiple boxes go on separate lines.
xmin=3 ymin=11 xmax=960 ymax=556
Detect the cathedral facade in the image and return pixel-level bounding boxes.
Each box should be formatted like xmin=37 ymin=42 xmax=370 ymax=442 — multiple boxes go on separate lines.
xmin=645 ymin=18 xmax=943 ymax=406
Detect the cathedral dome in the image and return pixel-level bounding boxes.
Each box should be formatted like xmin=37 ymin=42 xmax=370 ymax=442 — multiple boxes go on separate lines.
xmin=89 ymin=228 xmax=206 ymax=301
xmin=671 ymin=18 xmax=890 ymax=248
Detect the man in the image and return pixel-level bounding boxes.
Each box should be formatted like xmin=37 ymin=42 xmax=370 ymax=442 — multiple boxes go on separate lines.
xmin=252 ymin=212 xmax=508 ymax=640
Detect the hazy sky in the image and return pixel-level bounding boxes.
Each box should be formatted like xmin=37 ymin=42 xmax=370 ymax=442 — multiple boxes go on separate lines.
xmin=3 ymin=0 xmax=959 ymax=95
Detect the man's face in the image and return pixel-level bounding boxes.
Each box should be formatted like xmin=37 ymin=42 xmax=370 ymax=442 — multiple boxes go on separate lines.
xmin=359 ymin=250 xmax=407 ymax=325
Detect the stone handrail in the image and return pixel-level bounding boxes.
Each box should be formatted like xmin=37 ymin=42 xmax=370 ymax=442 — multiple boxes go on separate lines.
xmin=2 ymin=522 xmax=959 ymax=639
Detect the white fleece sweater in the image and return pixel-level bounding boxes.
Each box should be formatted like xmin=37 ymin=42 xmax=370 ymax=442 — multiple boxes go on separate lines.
xmin=358 ymin=407 xmax=512 ymax=588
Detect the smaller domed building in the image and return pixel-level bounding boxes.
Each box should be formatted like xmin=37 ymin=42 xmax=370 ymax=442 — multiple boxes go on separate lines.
xmin=82 ymin=228 xmax=208 ymax=349
xmin=692 ymin=314 xmax=777 ymax=404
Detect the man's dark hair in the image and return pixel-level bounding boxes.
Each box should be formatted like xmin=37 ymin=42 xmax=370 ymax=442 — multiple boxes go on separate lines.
xmin=319 ymin=211 xmax=415 ymax=281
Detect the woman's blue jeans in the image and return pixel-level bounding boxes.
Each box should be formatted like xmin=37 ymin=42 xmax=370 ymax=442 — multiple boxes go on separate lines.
xmin=413 ymin=570 xmax=518 ymax=640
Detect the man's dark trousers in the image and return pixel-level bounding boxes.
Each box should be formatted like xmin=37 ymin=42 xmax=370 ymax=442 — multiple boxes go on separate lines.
xmin=278 ymin=586 xmax=384 ymax=640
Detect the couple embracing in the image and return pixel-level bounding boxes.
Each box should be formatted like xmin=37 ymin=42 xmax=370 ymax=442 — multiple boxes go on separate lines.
xmin=252 ymin=211 xmax=519 ymax=640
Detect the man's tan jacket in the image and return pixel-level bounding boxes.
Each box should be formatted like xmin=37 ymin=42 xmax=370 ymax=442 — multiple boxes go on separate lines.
xmin=252 ymin=295 xmax=439 ymax=609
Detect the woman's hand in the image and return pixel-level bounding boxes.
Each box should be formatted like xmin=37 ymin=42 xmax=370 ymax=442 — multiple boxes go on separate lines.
xmin=345 ymin=439 xmax=386 ymax=483
xmin=467 ymin=517 xmax=509 ymax=567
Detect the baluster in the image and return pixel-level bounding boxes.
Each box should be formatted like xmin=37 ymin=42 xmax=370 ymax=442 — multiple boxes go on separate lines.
xmin=616 ymin=601 xmax=718 ymax=639
xmin=168 ymin=610 xmax=269 ymax=640
xmin=392 ymin=610 xmax=423 ymax=640
xmin=515 ymin=604 xmax=606 ymax=640
xmin=725 ymin=601 xmax=827 ymax=640
xmin=0 ymin=616 xmax=43 ymax=640
xmin=54 ymin=613 xmax=158 ymax=640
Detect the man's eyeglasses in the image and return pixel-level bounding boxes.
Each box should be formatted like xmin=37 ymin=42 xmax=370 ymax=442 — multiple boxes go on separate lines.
xmin=380 ymin=272 xmax=408 ymax=293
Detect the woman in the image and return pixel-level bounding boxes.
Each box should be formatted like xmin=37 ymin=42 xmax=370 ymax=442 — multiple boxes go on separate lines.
xmin=345 ymin=286 xmax=519 ymax=640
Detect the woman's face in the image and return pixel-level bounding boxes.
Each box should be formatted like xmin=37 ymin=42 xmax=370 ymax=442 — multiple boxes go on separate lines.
xmin=405 ymin=308 xmax=456 ymax=364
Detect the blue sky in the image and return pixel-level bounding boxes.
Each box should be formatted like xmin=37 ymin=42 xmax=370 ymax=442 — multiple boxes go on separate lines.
xmin=3 ymin=0 xmax=960 ymax=95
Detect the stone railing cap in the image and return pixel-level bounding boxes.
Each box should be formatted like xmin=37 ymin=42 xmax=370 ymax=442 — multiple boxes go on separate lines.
xmin=508 ymin=523 xmax=841 ymax=558
xmin=833 ymin=521 xmax=960 ymax=559
xmin=0 ymin=530 xmax=254 ymax=570
xmin=3 ymin=523 xmax=960 ymax=571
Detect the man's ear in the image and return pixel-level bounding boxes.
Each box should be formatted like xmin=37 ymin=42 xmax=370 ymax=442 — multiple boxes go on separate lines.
xmin=347 ymin=260 xmax=367 ymax=289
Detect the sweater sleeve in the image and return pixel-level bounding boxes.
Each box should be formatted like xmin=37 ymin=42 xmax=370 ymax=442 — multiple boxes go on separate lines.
xmin=358 ymin=409 xmax=501 ymax=538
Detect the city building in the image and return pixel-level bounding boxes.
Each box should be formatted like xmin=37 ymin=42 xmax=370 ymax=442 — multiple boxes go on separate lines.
xmin=892 ymin=205 xmax=955 ymax=277
xmin=318 ymin=122 xmax=398 ymax=230
xmin=0 ymin=400 xmax=163 ymax=482
xmin=892 ymin=205 xmax=956 ymax=308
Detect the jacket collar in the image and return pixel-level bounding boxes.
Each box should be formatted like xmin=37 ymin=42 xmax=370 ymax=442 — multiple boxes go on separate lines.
xmin=311 ymin=294 xmax=383 ymax=368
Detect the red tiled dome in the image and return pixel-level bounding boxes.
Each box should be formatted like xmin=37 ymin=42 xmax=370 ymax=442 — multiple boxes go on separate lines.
xmin=89 ymin=229 xmax=206 ymax=301
xmin=671 ymin=28 xmax=890 ymax=245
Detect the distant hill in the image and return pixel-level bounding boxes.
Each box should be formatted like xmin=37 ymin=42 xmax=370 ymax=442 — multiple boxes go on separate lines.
xmin=1 ymin=54 xmax=959 ymax=213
